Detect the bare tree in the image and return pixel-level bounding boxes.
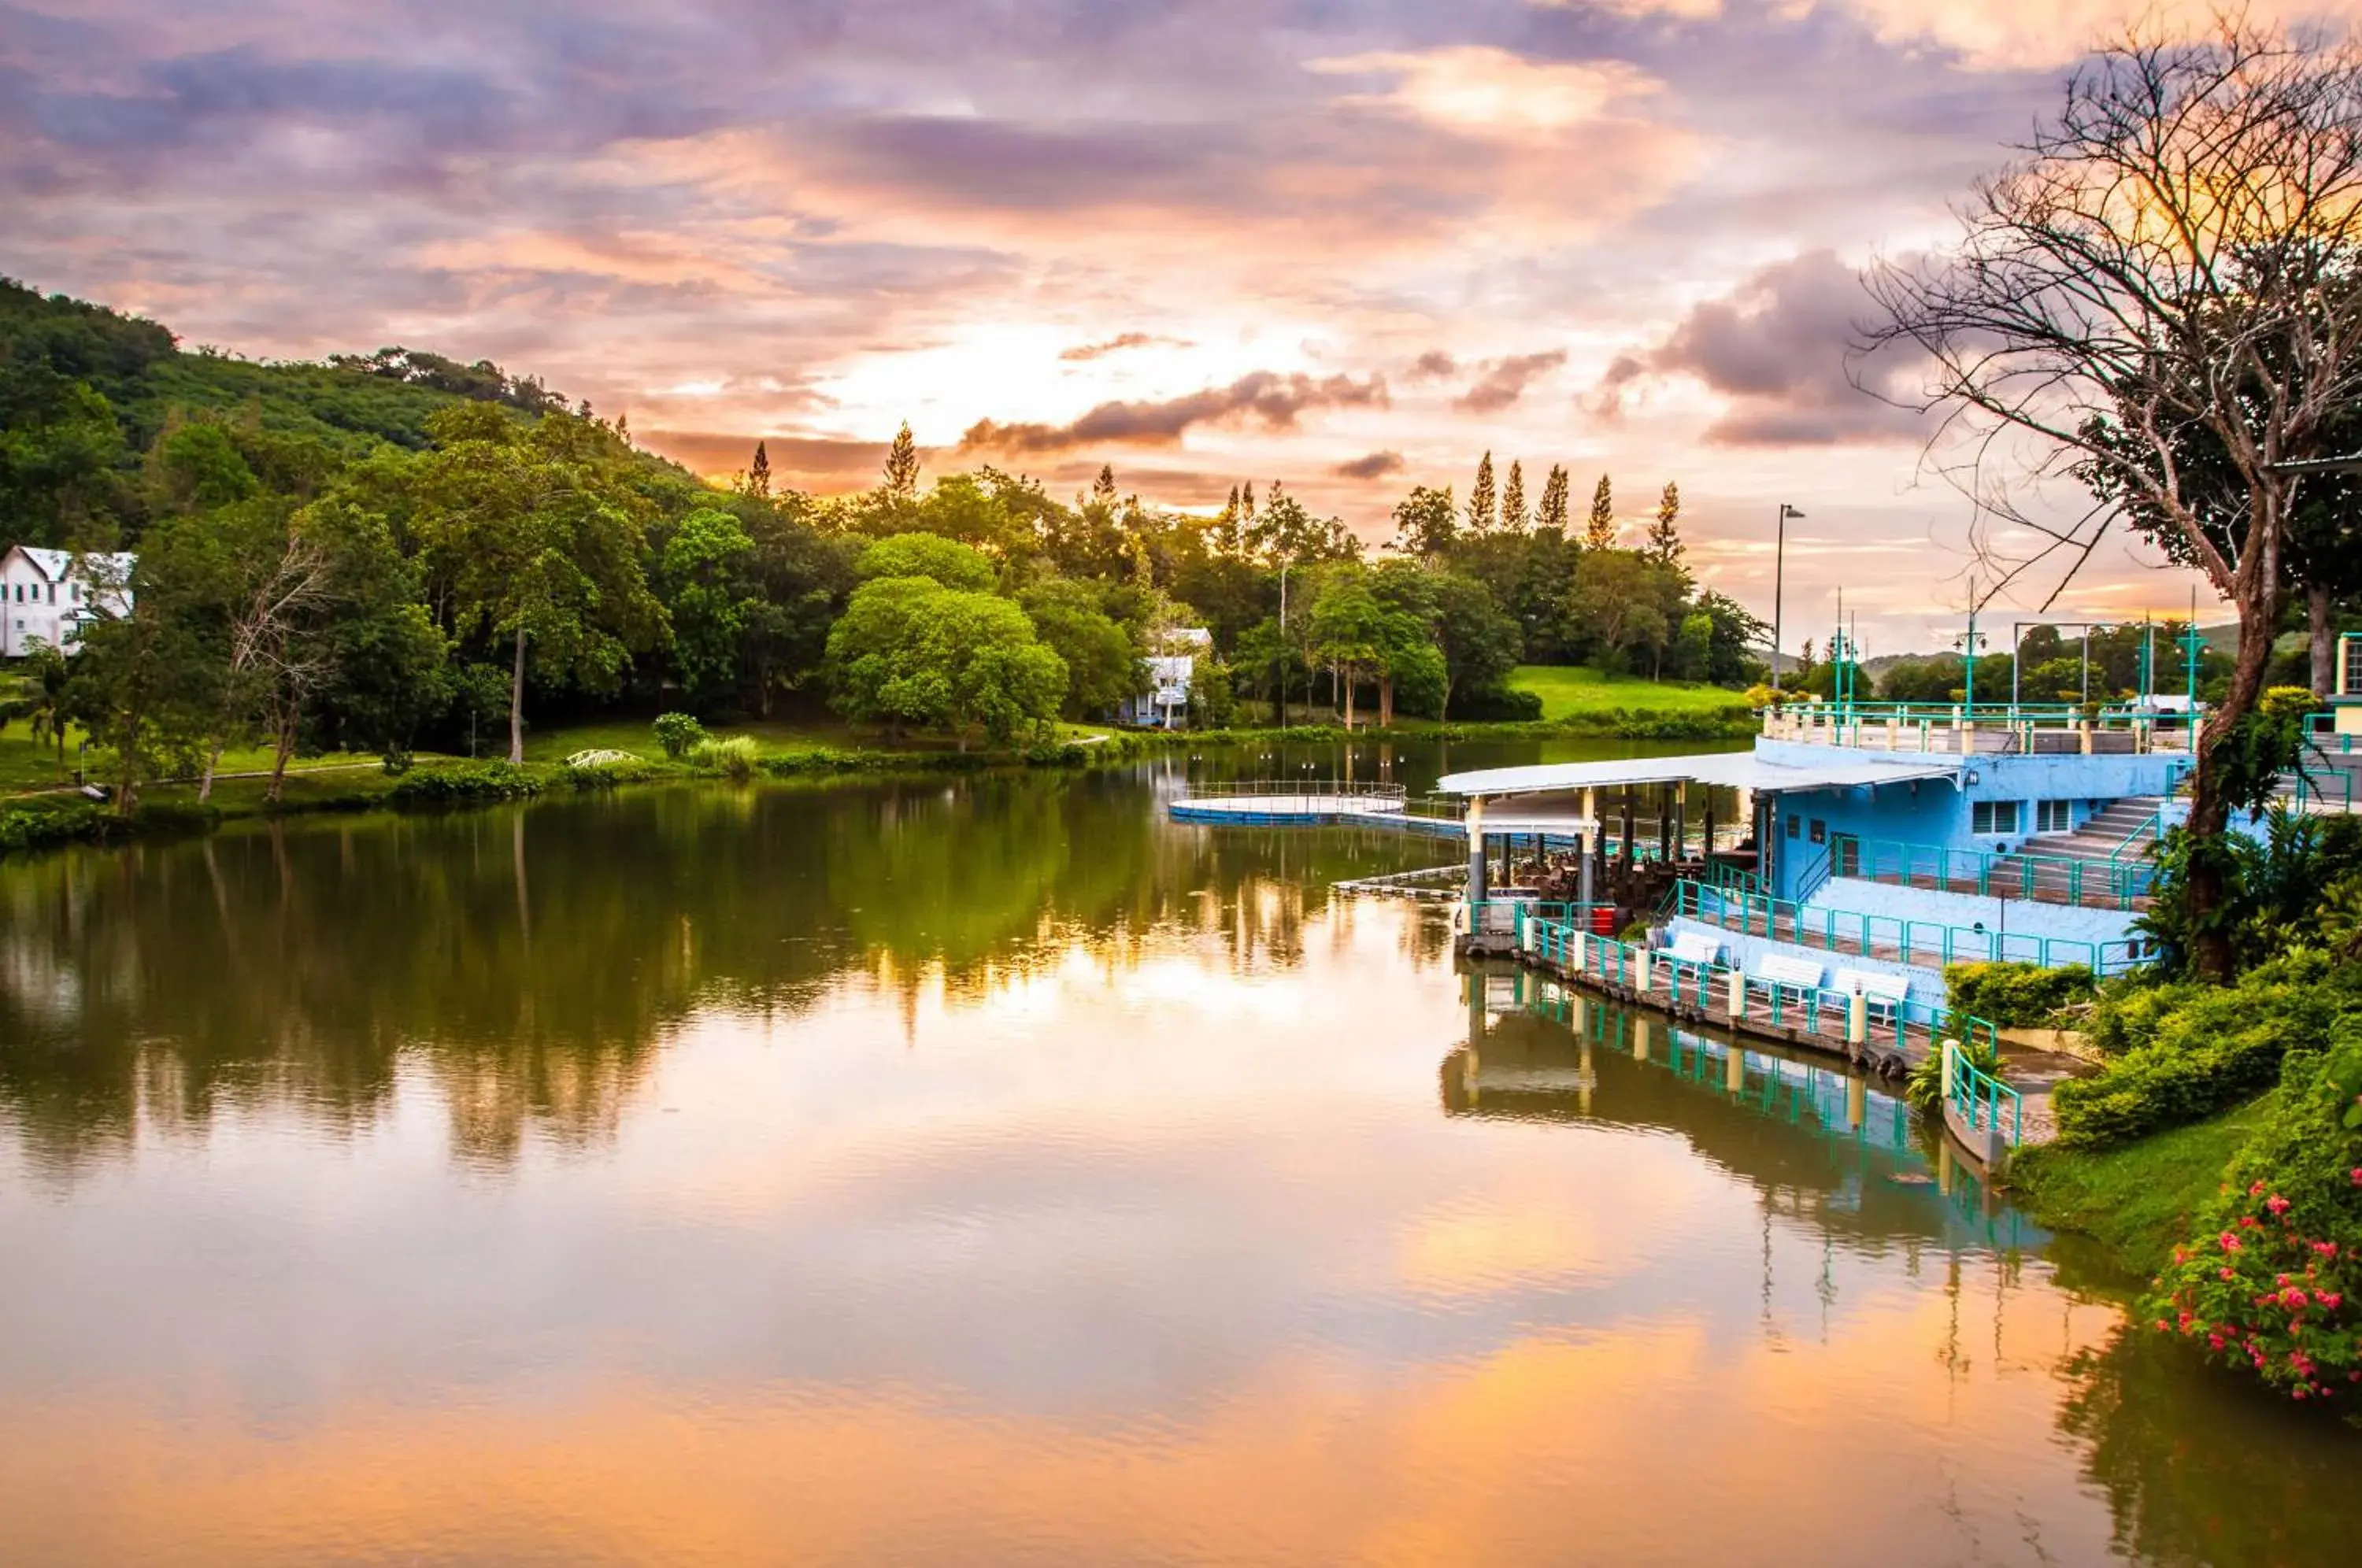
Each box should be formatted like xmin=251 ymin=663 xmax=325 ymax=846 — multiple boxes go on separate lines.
xmin=1864 ymin=13 xmax=2362 ymax=978
xmin=196 ymin=527 xmax=334 ymax=802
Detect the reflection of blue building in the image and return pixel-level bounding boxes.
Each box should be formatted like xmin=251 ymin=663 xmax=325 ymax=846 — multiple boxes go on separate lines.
xmin=1440 ymin=700 xmax=2352 ymax=1007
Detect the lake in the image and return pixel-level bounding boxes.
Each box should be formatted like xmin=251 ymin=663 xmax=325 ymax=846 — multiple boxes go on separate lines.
xmin=1 ymin=739 xmax=2356 ymax=1566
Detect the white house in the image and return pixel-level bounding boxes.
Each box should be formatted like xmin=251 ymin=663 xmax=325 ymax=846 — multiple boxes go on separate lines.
xmin=0 ymin=546 xmax=135 ymax=657
xmin=1123 ymin=627 xmax=1212 ymax=728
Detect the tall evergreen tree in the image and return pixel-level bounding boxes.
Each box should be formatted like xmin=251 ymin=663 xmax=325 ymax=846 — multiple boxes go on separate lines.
xmin=883 ymin=422 xmax=920 ymax=497
xmin=749 ymin=439 xmax=772 ymax=499
xmin=1467 ymin=451 xmax=1497 ymax=535
xmin=1092 ymin=464 xmax=1117 ymax=505
xmin=1646 ymin=480 xmax=1683 ymax=565
xmin=1501 ymin=460 xmax=1527 ymax=532
xmin=1242 ymin=479 xmax=1257 ymax=519
xmin=1537 ymin=464 xmax=1570 ymax=534
xmin=1585 ymin=473 xmax=1616 ymax=549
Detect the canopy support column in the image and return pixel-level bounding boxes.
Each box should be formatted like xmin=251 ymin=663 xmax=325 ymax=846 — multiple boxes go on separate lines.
xmin=1466 ymin=795 xmax=1488 ymax=906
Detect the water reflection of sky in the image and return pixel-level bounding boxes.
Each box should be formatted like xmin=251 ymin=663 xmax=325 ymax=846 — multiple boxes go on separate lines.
xmin=2 ymin=773 xmax=2357 ymax=1566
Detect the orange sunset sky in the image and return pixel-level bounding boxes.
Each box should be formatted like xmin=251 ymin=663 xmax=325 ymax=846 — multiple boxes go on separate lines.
xmin=7 ymin=0 xmax=2338 ymax=649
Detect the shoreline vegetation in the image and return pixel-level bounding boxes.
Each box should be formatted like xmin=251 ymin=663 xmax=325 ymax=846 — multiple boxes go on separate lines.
xmin=0 ymin=673 xmax=1759 ymax=855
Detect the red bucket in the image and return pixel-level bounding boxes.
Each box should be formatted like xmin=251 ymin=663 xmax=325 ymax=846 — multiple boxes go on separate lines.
xmin=1589 ymin=906 xmax=1616 ymax=934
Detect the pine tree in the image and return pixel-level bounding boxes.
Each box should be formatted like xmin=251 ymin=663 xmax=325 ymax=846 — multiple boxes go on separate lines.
xmin=1501 ymin=460 xmax=1527 ymax=532
xmin=1242 ymin=479 xmax=1257 ymax=519
xmin=1467 ymin=451 xmax=1497 ymax=535
xmin=883 ymin=421 xmax=920 ymax=497
xmin=1537 ymin=464 xmax=1570 ymax=533
xmin=1585 ymin=473 xmax=1616 ymax=549
xmin=749 ymin=439 xmax=772 ymax=499
xmin=615 ymin=412 xmax=631 ymax=447
xmin=1218 ymin=485 xmax=1243 ymax=556
xmin=1092 ymin=464 xmax=1118 ymax=505
xmin=1646 ymin=481 xmax=1682 ymax=565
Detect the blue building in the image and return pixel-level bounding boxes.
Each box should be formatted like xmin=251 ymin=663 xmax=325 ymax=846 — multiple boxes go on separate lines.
xmin=1438 ymin=701 xmax=2229 ymax=1008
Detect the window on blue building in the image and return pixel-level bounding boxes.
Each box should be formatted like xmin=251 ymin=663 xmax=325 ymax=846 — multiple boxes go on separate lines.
xmin=2034 ymin=800 xmax=2072 ymax=833
xmin=1786 ymin=815 xmax=1799 ymax=839
xmin=1971 ymin=801 xmax=2021 ymax=834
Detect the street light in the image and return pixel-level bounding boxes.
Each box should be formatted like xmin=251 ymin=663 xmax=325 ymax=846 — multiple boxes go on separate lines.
xmin=1771 ymin=504 xmax=1805 ymax=687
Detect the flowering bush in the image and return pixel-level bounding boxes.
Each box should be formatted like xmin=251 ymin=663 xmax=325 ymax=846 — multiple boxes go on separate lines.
xmin=2145 ymin=1033 xmax=2362 ymax=1412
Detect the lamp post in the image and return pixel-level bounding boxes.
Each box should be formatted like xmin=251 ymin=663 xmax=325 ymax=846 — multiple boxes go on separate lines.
xmin=1771 ymin=503 xmax=1805 ymax=687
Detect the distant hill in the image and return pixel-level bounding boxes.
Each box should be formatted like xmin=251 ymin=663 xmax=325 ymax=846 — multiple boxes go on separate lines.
xmin=1 ymin=279 xmax=642 ymax=549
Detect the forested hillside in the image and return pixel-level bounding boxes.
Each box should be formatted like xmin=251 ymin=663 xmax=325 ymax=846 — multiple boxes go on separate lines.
xmin=1 ymin=281 xmax=1769 ymax=809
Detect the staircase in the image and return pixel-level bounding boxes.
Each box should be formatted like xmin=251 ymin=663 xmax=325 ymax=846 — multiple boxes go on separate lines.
xmin=1990 ymin=797 xmax=2166 ymax=909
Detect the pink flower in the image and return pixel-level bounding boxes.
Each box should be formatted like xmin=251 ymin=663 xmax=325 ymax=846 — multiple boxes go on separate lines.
xmin=2241 ymin=1215 xmax=2261 ymax=1230
xmin=2319 ymin=1292 xmax=2344 ymax=1311
xmin=2280 ymin=1287 xmax=2310 ymax=1311
xmin=2154 ymin=1318 xmax=2171 ymax=1332
xmin=2209 ymin=1333 xmax=2227 ymax=1351
xmin=2220 ymin=1231 xmax=2244 ymax=1252
xmin=2220 ymin=1267 xmax=2238 ymax=1281
xmin=2312 ymin=1241 xmax=2339 ymax=1258
xmin=2350 ymin=1167 xmax=2362 ymax=1185
xmin=2267 ymin=1195 xmax=2292 ymax=1215
xmin=2250 ymin=1181 xmax=2268 ymax=1197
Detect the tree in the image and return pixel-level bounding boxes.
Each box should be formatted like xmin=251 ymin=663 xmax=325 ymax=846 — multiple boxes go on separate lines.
xmin=1467 ymin=452 xmax=1497 ymax=536
xmin=1565 ymin=549 xmax=1679 ymax=675
xmin=825 ymin=577 xmax=1067 ymax=747
xmin=409 ymin=405 xmax=666 ymax=764
xmin=1019 ymin=578 xmax=1142 ymax=719
xmin=1537 ymin=464 xmax=1571 ymax=534
xmin=854 ymin=531 xmax=994 ymax=590
xmin=658 ymin=508 xmax=761 ymax=710
xmin=748 ymin=440 xmax=771 ymax=499
xmin=64 ymin=549 xmax=215 ymax=812
xmin=1306 ymin=571 xmax=1390 ymax=727
xmin=883 ymin=421 xmax=920 ymax=497
xmin=1864 ymin=17 xmax=2362 ymax=978
xmin=1585 ymin=474 xmax=1616 ymax=549
xmin=1387 ymin=485 xmax=1457 ymax=556
xmin=1501 ymin=460 xmax=1527 ymax=533
xmin=20 ymin=642 xmax=72 ymax=775
xmin=1646 ymin=481 xmax=1683 ymax=567
xmin=1379 ymin=560 xmax=1521 ymax=713
xmin=1091 ymin=464 xmax=1117 ymax=505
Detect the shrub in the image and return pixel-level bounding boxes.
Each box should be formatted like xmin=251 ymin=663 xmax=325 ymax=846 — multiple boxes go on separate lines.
xmin=1447 ymin=685 xmax=1545 ymax=722
xmin=2052 ymin=949 xmax=2362 ymax=1148
xmin=557 ymin=756 xmax=656 ymax=790
xmin=1943 ymin=961 xmax=2097 ymax=1029
xmin=1903 ymin=1034 xmax=2005 ymax=1115
xmin=387 ymin=761 xmax=545 ymax=805
xmin=2145 ymin=1033 xmax=2362 ymax=1412
xmin=653 ymin=712 xmax=708 ymax=760
xmin=0 ymin=800 xmax=108 ymax=853
xmin=689 ymin=734 xmax=760 ymax=779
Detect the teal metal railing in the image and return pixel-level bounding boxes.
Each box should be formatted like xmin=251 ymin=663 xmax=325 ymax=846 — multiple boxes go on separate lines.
xmin=1943 ymin=1038 xmax=2023 ymax=1148
xmin=1667 ymin=881 xmax=2145 ymax=977
xmin=1830 ymin=833 xmax=2151 ymax=909
xmin=1520 ymin=917 xmax=2002 ymax=1060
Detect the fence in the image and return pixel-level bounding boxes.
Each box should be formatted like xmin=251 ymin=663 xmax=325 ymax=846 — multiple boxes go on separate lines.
xmin=1943 ymin=1038 xmax=2023 ymax=1149
xmin=1831 ymin=832 xmax=2152 ymax=909
xmin=1664 ymin=880 xmax=2148 ymax=977
xmin=1518 ymin=915 xmax=2000 ymax=1065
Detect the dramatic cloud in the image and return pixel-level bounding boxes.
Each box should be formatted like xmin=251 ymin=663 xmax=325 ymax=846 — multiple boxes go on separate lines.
xmin=0 ymin=0 xmax=2227 ymax=642
xmin=959 ymin=372 xmax=1389 ymax=455
xmin=1058 ymin=333 xmax=1191 ymax=362
xmin=1453 ymin=350 xmax=1568 ymax=414
xmin=1591 ymin=250 xmax=1925 ymax=446
xmin=1333 ymin=450 xmax=1406 ymax=481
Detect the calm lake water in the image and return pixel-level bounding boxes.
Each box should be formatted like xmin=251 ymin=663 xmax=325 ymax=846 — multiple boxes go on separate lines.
xmin=2 ymin=739 xmax=2356 ymax=1566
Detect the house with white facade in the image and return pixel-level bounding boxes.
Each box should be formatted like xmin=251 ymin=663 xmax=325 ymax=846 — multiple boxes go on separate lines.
xmin=1122 ymin=627 xmax=1212 ymax=728
xmin=0 ymin=546 xmax=135 ymax=656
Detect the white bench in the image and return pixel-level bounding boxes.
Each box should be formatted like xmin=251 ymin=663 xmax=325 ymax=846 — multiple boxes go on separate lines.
xmin=1836 ymin=967 xmax=1912 ymax=1026
xmin=1665 ymin=930 xmax=1724 ymax=969
xmin=1751 ymin=952 xmax=1826 ymax=1003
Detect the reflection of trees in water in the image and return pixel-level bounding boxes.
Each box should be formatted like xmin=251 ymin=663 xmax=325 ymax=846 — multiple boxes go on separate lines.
xmin=0 ymin=770 xmax=1438 ymax=1174
xmin=2057 ymin=1324 xmax=2362 ymax=1566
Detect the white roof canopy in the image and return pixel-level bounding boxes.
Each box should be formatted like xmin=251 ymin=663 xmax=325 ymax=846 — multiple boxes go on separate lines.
xmin=1438 ymin=750 xmax=1960 ymax=798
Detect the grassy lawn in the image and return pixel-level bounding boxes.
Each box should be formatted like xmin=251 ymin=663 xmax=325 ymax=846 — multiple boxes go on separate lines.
xmin=520 ymin=714 xmax=1120 ymax=764
xmin=2007 ymin=1093 xmax=2275 ymax=1278
xmin=1510 ymin=665 xmax=1755 ymax=720
xmin=0 ymin=726 xmax=396 ymax=797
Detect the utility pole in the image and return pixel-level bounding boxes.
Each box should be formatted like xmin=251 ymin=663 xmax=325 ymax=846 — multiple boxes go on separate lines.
xmin=1771 ymin=503 xmax=1804 ymax=686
